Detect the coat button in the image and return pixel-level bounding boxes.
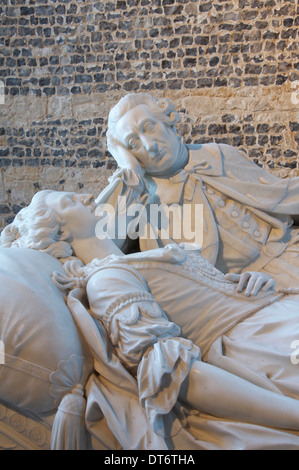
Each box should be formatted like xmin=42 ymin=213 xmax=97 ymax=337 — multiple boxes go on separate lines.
xmin=263 ymin=241 xmax=286 ymax=257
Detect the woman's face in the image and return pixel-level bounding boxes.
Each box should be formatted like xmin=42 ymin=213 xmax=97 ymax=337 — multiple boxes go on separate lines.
xmin=45 ymin=192 xmax=98 ymax=238
xmin=114 ymin=104 xmax=180 ymax=175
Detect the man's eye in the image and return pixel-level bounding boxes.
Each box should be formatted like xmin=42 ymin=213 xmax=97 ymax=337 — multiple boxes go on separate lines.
xmin=144 ymin=121 xmax=155 ymax=132
xmin=128 ymin=137 xmax=139 ymax=149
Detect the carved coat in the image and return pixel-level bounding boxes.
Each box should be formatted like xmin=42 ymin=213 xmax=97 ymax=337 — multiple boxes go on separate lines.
xmin=97 ymin=143 xmax=299 ymax=288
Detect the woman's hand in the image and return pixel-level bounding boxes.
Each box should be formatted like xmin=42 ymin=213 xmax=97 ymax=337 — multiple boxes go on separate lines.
xmin=107 ymin=131 xmax=143 ymax=174
xmin=225 ymin=271 xmax=276 ymax=296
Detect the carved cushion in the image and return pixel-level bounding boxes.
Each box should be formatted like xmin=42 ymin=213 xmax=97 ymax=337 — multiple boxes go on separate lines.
xmin=0 ymin=248 xmax=93 ymax=419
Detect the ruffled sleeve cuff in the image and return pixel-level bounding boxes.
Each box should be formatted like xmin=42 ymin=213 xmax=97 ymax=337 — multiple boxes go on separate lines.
xmin=137 ymin=337 xmax=201 ymax=437
xmin=108 ymin=167 xmax=146 ymax=192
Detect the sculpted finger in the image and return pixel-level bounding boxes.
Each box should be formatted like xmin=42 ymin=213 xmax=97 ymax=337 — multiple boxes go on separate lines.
xmin=225 ymin=273 xmax=241 ymax=283
xmin=263 ymin=278 xmax=277 ymax=292
xmin=249 ymin=276 xmax=265 ymax=296
xmin=236 ymin=272 xmax=251 ymax=292
xmin=106 ymin=132 xmax=119 ymax=155
xmin=244 ymin=274 xmax=260 ymax=296
xmin=117 ymin=147 xmax=140 ymax=170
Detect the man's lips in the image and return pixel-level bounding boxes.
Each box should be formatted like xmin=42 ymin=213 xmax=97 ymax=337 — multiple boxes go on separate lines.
xmin=153 ymin=148 xmax=166 ymax=161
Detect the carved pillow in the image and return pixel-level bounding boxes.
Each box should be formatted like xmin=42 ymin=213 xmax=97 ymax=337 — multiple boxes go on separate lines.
xmin=0 ymin=248 xmax=93 ymax=419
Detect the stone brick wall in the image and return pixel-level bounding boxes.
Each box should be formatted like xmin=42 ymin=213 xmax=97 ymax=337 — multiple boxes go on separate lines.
xmin=0 ymin=0 xmax=298 ymax=229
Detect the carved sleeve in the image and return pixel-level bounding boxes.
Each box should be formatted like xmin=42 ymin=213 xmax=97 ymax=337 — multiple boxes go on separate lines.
xmin=85 ymin=263 xmax=200 ymax=437
xmin=96 ymin=167 xmax=148 ymax=208
xmin=86 ymin=265 xmax=182 ymax=370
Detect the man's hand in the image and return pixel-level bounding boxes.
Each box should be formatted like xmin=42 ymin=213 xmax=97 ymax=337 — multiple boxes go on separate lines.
xmin=225 ymin=271 xmax=276 ymax=297
xmin=107 ymin=131 xmax=143 ymax=174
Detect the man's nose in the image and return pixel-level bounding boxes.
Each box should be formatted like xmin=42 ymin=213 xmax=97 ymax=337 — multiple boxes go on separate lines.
xmin=141 ymin=135 xmax=158 ymax=153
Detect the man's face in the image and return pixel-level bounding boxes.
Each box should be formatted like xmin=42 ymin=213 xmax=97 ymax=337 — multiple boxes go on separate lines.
xmin=114 ymin=104 xmax=180 ymax=175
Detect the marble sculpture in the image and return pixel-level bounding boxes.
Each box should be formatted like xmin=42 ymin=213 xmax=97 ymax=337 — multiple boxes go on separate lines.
xmin=1 ymin=93 xmax=299 ymax=450
xmin=98 ymin=93 xmax=299 ymax=290
xmin=0 ymin=187 xmax=299 ymax=450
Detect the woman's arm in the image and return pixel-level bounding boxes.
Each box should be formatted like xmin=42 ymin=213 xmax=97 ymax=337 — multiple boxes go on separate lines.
xmin=86 ymin=263 xmax=299 ymax=431
xmin=180 ymin=360 xmax=299 ymax=431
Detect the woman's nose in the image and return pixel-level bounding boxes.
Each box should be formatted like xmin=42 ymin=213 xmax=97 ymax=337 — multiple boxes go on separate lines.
xmin=77 ymin=194 xmax=94 ymax=205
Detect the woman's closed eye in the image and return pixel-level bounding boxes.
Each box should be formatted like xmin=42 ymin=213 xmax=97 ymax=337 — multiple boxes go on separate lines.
xmin=61 ymin=196 xmax=75 ymax=209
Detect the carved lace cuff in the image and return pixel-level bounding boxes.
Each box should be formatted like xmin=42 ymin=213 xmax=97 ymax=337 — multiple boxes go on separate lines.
xmin=104 ymin=290 xmax=160 ymax=344
xmin=138 ymin=337 xmax=201 ymax=437
xmin=108 ymin=167 xmax=146 ymax=192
